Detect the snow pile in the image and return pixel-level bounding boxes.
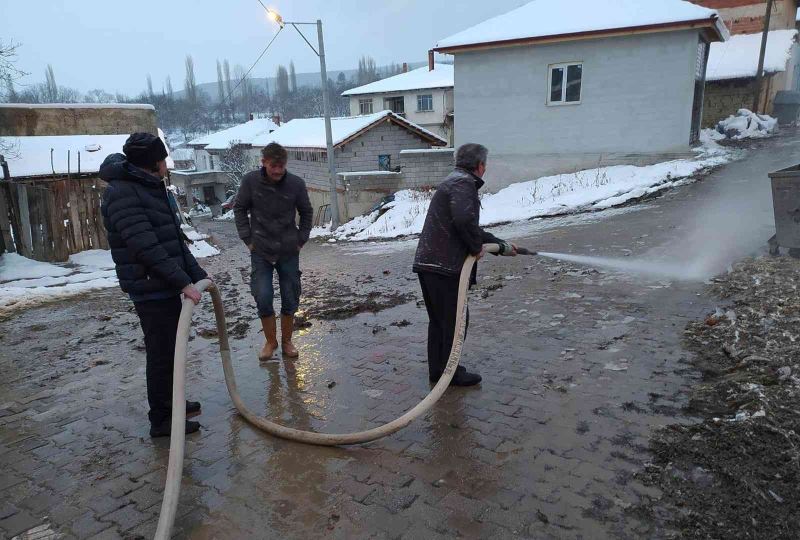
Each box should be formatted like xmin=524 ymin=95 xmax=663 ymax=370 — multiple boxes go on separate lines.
xmin=189 ymin=240 xmax=220 ymax=258
xmin=707 ymin=29 xmax=798 ymax=82
xmin=315 ymin=144 xmax=733 ymax=241
xmin=715 ymin=109 xmax=778 ymax=140
xmin=214 ymin=209 xmax=235 ymax=221
xmin=189 ymin=204 xmax=211 ymax=217
xmin=0 ymin=252 xmax=118 ymax=316
xmin=1 ymin=232 xmax=219 ymax=315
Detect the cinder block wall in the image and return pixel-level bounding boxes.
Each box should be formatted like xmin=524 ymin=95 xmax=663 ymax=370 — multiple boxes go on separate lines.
xmin=702 ymin=72 xmax=783 ymax=127
xmin=398 ymin=149 xmax=454 ymax=188
xmin=0 ymin=105 xmax=158 ymax=136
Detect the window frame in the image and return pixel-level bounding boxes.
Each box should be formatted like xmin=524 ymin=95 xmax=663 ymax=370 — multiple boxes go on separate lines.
xmin=416 ymin=94 xmax=434 ymax=112
xmin=358 ymin=98 xmax=373 ymax=115
xmin=384 ymin=96 xmax=405 ymax=115
xmin=547 ymin=61 xmax=583 ymax=106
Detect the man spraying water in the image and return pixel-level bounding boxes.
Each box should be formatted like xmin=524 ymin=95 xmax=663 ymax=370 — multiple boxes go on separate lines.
xmin=413 ymin=143 xmax=518 ymax=387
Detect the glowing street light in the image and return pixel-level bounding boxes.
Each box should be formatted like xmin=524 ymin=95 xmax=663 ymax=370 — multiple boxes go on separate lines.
xmin=265 ymin=8 xmax=340 ymax=227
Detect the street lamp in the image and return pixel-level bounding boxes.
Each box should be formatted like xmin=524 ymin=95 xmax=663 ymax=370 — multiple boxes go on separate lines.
xmin=266 ymin=7 xmax=341 ymax=228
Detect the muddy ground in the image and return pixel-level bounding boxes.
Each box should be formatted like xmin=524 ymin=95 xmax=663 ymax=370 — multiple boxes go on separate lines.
xmin=636 ymin=256 xmax=800 ymax=539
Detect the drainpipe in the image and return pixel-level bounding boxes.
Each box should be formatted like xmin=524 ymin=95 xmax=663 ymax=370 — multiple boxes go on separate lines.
xmin=0 ymin=155 xmax=9 ymax=180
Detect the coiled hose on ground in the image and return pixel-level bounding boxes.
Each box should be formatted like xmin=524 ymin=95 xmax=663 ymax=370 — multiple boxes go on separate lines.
xmin=154 ymin=244 xmax=503 ymax=539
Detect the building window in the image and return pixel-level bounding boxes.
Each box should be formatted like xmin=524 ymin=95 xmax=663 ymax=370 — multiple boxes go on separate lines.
xmin=417 ymin=94 xmax=433 ymax=112
xmin=209 ymin=155 xmax=215 ymax=170
xmin=548 ymin=62 xmax=582 ymax=105
xmin=378 ymin=154 xmax=391 ymax=171
xmin=384 ymin=96 xmax=405 ymax=115
xmin=359 ymin=98 xmax=373 ymax=114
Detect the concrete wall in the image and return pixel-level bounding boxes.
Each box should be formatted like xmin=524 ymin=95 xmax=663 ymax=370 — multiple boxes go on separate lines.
xmin=0 ymin=104 xmax=158 ymax=136
xmin=399 ymin=148 xmax=454 ymax=188
xmin=348 ymin=88 xmax=453 ymax=140
xmin=454 ymin=30 xmax=700 ymax=188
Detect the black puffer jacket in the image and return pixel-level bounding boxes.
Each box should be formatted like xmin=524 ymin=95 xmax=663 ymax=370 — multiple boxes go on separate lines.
xmin=100 ymin=154 xmax=207 ymax=301
xmin=413 ymin=168 xmax=503 ymax=278
xmin=233 ymin=168 xmax=313 ymax=260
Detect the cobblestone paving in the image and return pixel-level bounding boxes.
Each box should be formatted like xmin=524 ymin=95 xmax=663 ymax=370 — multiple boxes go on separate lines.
xmin=1 ymin=135 xmax=797 ymax=539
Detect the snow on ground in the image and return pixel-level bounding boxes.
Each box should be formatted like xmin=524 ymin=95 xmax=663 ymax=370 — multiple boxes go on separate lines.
xmin=314 ymin=142 xmax=734 ymax=242
xmin=0 ymin=226 xmax=219 ymax=316
xmin=713 ymin=109 xmax=778 ymax=140
xmin=214 ymin=210 xmax=235 ymax=222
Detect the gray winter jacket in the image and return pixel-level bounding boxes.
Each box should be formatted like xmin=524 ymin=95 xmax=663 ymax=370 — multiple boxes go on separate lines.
xmin=413 ymin=167 xmax=504 ymax=278
xmin=233 ymin=168 xmax=313 ymax=261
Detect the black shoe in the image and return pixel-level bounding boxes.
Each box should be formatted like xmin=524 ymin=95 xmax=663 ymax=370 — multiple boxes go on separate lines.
xmin=429 ymin=366 xmax=482 ymax=387
xmin=149 ymin=419 xmax=201 ymax=438
xmin=186 ymin=400 xmax=201 ymax=416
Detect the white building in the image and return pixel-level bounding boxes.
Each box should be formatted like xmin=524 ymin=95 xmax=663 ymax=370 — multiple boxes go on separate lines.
xmin=172 ymin=117 xmax=279 ymax=211
xmin=342 ymin=64 xmax=454 ymax=144
xmin=432 ymin=0 xmax=728 ymax=188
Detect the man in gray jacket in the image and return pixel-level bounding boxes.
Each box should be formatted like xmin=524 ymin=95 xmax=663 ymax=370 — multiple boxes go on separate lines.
xmin=413 ymin=143 xmax=516 ymax=386
xmin=234 ymin=142 xmax=313 ymax=360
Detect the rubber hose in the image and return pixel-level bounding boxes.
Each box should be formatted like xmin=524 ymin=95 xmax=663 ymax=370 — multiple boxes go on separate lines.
xmin=154 ymin=243 xmax=501 ymax=539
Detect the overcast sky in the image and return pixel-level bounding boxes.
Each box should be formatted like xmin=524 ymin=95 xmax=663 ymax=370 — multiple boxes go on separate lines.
xmin=6 ymin=0 xmax=528 ymax=96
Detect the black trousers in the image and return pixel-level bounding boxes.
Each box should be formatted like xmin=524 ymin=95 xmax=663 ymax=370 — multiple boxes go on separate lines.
xmin=134 ymin=296 xmax=182 ymax=425
xmin=418 ymin=272 xmax=469 ymax=378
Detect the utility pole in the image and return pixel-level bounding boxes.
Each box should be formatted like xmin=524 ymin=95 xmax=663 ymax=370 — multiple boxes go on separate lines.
xmin=317 ymin=20 xmax=341 ymax=228
xmin=752 ymin=0 xmax=775 ymax=113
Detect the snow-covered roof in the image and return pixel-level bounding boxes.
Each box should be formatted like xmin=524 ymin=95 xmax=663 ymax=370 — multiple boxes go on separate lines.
xmin=187 ymin=118 xmax=280 ymax=150
xmin=435 ymin=0 xmax=727 ymax=51
xmin=171 ymin=148 xmax=195 ymax=161
xmin=342 ymin=64 xmax=454 ymax=96
xmin=707 ymin=29 xmax=798 ymax=81
xmin=251 ymin=110 xmax=447 ymax=149
xmin=1 ymin=134 xmax=130 ymax=178
xmin=0 ymin=103 xmax=155 ymax=110
xmin=1 ymin=132 xmax=175 ymax=178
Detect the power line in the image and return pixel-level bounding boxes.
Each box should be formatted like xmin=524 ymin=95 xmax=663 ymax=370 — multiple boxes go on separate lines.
xmin=180 ymin=25 xmax=283 ymax=137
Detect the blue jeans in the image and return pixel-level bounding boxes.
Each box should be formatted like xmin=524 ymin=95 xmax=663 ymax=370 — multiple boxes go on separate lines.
xmin=250 ymin=252 xmax=302 ymax=317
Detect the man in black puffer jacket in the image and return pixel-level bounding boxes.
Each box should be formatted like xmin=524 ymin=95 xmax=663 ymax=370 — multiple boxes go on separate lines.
xmin=413 ymin=143 xmax=516 ymax=387
xmin=100 ymin=133 xmax=209 ymax=438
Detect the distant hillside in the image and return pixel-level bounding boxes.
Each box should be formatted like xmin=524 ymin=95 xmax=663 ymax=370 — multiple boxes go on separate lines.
xmin=174 ymin=62 xmax=428 ymax=103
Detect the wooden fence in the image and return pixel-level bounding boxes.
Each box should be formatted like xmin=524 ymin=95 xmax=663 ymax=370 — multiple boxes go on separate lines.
xmin=0 ymin=176 xmax=109 ymax=262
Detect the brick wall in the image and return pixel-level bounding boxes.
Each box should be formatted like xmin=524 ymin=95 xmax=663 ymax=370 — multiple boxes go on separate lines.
xmin=690 ymin=0 xmax=798 ymax=34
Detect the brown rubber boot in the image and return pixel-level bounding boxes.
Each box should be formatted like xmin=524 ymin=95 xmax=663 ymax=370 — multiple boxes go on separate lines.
xmin=281 ymin=315 xmax=299 ymax=358
xmin=259 ymin=315 xmax=279 ymax=360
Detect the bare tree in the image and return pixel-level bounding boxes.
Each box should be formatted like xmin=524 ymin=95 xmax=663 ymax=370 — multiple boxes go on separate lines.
xmin=216 ymin=60 xmax=225 ymax=103
xmin=223 ymin=59 xmax=233 ymax=118
xmin=84 ymin=89 xmax=114 ymax=103
xmin=0 ymin=40 xmax=26 ymax=92
xmin=184 ymin=55 xmax=197 ymax=106
xmin=165 ymin=76 xmax=174 ymax=101
xmin=219 ymin=142 xmax=255 ymax=190
xmin=45 ymin=64 xmax=58 ymax=102
xmin=289 ymin=61 xmax=297 ymax=94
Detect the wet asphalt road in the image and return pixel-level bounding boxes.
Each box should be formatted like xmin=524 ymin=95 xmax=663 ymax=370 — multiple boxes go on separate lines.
xmin=0 ymin=132 xmax=798 ymax=539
